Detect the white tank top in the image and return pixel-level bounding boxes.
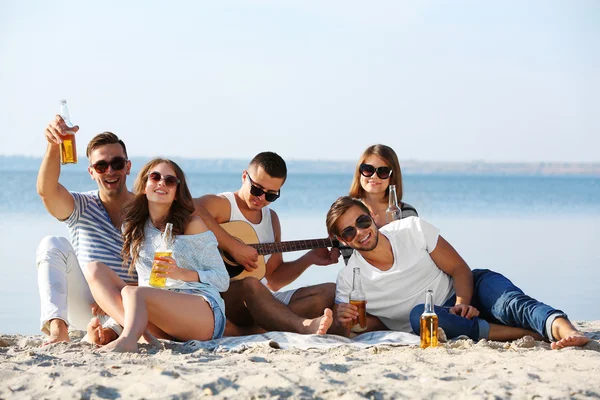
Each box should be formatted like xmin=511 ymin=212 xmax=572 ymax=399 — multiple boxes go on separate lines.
xmin=220 ymin=192 xmax=274 ymax=264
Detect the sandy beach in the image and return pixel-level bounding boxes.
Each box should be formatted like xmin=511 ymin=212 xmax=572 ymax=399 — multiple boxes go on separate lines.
xmin=1 ymin=321 xmax=599 ymax=399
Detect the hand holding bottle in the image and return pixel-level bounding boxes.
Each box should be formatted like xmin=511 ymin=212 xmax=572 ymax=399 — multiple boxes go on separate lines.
xmin=44 ymin=114 xmax=79 ymax=145
xmin=333 ymin=303 xmax=359 ymax=331
xmin=149 ymin=255 xmax=189 ymax=281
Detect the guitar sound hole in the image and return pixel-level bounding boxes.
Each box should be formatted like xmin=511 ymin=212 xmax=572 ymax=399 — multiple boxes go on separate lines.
xmin=222 ymin=250 xmax=244 ymax=279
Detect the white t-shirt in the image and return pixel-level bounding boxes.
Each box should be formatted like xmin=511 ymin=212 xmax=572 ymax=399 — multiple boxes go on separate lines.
xmin=335 ymin=217 xmax=455 ymax=333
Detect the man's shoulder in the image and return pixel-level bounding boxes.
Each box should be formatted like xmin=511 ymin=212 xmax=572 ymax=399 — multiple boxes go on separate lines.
xmin=381 ymin=216 xmax=420 ymax=232
xmin=68 ymin=190 xmax=100 ymax=209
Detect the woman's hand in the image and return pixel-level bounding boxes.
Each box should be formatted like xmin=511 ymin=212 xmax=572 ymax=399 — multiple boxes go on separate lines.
xmin=152 ymin=256 xmax=198 ymax=282
xmin=449 ymin=304 xmax=480 ymax=319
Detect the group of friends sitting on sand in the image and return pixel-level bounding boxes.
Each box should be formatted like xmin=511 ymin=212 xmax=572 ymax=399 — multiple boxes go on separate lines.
xmin=36 ymin=114 xmax=590 ymax=352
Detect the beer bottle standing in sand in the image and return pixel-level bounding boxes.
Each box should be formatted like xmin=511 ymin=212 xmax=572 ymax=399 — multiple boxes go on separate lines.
xmin=59 ymin=100 xmax=77 ymax=164
xmin=149 ymin=223 xmax=174 ymax=288
xmin=349 ymin=267 xmax=367 ymax=333
xmin=385 ymin=184 xmax=402 ymax=223
xmin=420 ymin=289 xmax=438 ymax=348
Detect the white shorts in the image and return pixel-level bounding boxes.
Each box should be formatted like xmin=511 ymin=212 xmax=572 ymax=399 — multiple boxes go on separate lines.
xmin=272 ymin=289 xmax=297 ymax=305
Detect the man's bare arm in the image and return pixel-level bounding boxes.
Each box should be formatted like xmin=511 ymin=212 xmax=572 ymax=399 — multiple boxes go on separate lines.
xmin=264 ymin=211 xmax=340 ymax=291
xmin=193 ymin=195 xmax=259 ymax=270
xmin=36 ymin=116 xmax=79 ymax=220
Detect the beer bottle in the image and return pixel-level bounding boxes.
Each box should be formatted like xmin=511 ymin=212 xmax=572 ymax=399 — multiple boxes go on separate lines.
xmin=58 ymin=100 xmax=77 ymax=164
xmin=385 ymin=184 xmax=402 ymax=223
xmin=420 ymin=289 xmax=438 ymax=348
xmin=349 ymin=267 xmax=367 ymax=333
xmin=149 ymin=223 xmax=174 ymax=288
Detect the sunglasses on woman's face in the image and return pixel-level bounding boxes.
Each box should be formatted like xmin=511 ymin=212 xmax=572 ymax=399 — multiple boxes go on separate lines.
xmin=91 ymin=157 xmax=128 ymax=174
xmin=148 ymin=171 xmax=180 ymax=188
xmin=247 ymin=173 xmax=280 ymax=202
xmin=359 ymin=163 xmax=393 ymax=180
xmin=340 ymin=214 xmax=373 ymax=243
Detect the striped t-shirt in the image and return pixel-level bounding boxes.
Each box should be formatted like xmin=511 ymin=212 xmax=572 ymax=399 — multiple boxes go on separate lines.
xmin=65 ymin=190 xmax=136 ymax=283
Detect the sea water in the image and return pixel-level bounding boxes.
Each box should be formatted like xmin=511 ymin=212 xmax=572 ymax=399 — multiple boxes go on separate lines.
xmin=1 ymin=170 xmax=599 ymax=334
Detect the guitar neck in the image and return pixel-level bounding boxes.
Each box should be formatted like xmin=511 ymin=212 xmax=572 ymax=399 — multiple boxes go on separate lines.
xmin=250 ymin=238 xmax=337 ymax=255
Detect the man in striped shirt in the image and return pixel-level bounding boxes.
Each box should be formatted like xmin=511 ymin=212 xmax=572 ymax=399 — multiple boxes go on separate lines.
xmin=36 ymin=115 xmax=135 ymax=345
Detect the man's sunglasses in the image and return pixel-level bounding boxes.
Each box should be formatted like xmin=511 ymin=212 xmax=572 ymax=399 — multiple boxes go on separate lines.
xmin=148 ymin=171 xmax=180 ymax=188
xmin=359 ymin=163 xmax=393 ymax=180
xmin=91 ymin=157 xmax=128 ymax=174
xmin=340 ymin=214 xmax=373 ymax=243
xmin=247 ymin=173 xmax=280 ymax=202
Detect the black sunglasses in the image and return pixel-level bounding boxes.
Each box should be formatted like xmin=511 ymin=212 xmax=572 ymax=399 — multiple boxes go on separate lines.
xmin=340 ymin=214 xmax=373 ymax=243
xmin=91 ymin=157 xmax=128 ymax=174
xmin=359 ymin=163 xmax=393 ymax=180
xmin=148 ymin=171 xmax=180 ymax=188
xmin=246 ymin=173 xmax=280 ymax=202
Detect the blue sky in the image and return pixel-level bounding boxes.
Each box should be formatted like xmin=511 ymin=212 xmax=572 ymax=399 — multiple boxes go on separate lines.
xmin=1 ymin=1 xmax=598 ymax=162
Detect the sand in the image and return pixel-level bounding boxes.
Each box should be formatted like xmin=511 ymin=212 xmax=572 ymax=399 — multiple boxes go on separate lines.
xmin=1 ymin=321 xmax=599 ymax=399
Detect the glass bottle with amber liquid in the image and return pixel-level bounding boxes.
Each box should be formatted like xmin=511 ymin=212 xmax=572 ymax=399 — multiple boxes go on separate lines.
xmin=59 ymin=99 xmax=77 ymax=164
xmin=349 ymin=267 xmax=367 ymax=333
xmin=149 ymin=222 xmax=174 ymax=288
xmin=385 ymin=184 xmax=402 ymax=224
xmin=420 ymin=289 xmax=438 ymax=348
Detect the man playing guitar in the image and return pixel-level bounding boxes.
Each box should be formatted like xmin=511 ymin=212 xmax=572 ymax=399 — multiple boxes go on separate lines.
xmin=193 ymin=152 xmax=340 ymax=336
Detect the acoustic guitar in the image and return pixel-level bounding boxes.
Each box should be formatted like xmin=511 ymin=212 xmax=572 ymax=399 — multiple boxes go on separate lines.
xmin=219 ymin=220 xmax=349 ymax=281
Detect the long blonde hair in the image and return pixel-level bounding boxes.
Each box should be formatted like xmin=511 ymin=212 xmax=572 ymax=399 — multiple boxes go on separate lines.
xmin=121 ymin=158 xmax=194 ymax=275
xmin=349 ymin=144 xmax=404 ymax=202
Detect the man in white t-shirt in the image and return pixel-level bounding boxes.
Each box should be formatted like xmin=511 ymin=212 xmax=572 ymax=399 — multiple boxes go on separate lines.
xmin=326 ymin=196 xmax=590 ymax=350
xmin=193 ymin=152 xmax=339 ymax=336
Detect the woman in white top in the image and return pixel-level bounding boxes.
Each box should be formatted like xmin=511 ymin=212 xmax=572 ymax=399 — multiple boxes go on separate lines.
xmin=87 ymin=158 xmax=229 ymax=352
xmin=349 ymin=144 xmax=418 ymax=227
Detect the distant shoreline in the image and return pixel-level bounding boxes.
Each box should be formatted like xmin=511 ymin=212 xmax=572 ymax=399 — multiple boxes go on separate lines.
xmin=2 ymin=155 xmax=599 ymax=176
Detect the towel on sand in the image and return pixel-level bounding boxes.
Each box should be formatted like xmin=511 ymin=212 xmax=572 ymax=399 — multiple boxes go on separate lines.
xmin=181 ymin=331 xmax=420 ymax=352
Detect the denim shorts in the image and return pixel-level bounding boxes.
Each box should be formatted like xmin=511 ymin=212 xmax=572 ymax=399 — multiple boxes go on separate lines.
xmin=168 ymin=288 xmax=226 ymax=340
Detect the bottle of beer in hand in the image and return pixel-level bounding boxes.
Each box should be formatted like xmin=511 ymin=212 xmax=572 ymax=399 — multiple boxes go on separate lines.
xmin=420 ymin=289 xmax=438 ymax=348
xmin=59 ymin=99 xmax=77 ymax=165
xmin=149 ymin=223 xmax=174 ymax=288
xmin=349 ymin=267 xmax=367 ymax=333
xmin=385 ymin=184 xmax=402 ymax=224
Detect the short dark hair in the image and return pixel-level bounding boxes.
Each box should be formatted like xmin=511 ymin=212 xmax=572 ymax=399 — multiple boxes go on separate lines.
xmin=86 ymin=132 xmax=128 ymax=159
xmin=326 ymin=196 xmax=371 ymax=237
xmin=249 ymin=151 xmax=287 ymax=183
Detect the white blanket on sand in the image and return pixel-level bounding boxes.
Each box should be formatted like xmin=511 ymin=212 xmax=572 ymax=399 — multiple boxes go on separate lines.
xmin=181 ymin=331 xmax=420 ymax=352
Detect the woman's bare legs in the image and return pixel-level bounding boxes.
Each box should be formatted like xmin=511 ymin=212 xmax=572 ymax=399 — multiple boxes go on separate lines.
xmin=84 ymin=262 xmax=167 ymax=345
xmin=102 ymin=286 xmax=215 ymax=352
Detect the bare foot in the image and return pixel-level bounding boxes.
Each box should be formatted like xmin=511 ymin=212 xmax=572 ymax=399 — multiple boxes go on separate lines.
xmin=99 ymin=337 xmax=138 ymax=353
xmin=141 ymin=330 xmax=163 ymax=348
xmin=86 ymin=317 xmax=118 ymax=346
xmin=42 ymin=319 xmax=70 ymax=346
xmin=551 ymin=317 xmax=591 ymax=350
xmin=552 ymin=335 xmax=590 ymax=350
xmin=302 ymin=308 xmax=333 ymax=335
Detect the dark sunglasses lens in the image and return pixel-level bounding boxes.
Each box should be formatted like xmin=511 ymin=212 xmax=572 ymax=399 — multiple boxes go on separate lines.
xmin=111 ymin=157 xmax=126 ymax=171
xmin=377 ymin=167 xmax=392 ymax=179
xmin=164 ymin=176 xmax=179 ymax=187
xmin=249 ymin=184 xmax=265 ymax=197
xmin=93 ymin=162 xmax=109 ymax=173
xmin=149 ymin=172 xmax=161 ymax=182
xmin=356 ymin=215 xmax=372 ymax=229
xmin=264 ymin=192 xmax=279 ymax=202
xmin=359 ymin=164 xmax=375 ymax=177
xmin=341 ymin=226 xmax=357 ymax=242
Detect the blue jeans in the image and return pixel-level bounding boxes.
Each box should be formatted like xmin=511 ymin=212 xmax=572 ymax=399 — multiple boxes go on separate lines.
xmin=409 ymin=269 xmax=566 ymax=341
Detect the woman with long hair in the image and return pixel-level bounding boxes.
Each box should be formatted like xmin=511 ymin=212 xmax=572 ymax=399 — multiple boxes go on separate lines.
xmin=84 ymin=158 xmax=229 ymax=352
xmin=349 ymin=144 xmax=418 ymax=227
